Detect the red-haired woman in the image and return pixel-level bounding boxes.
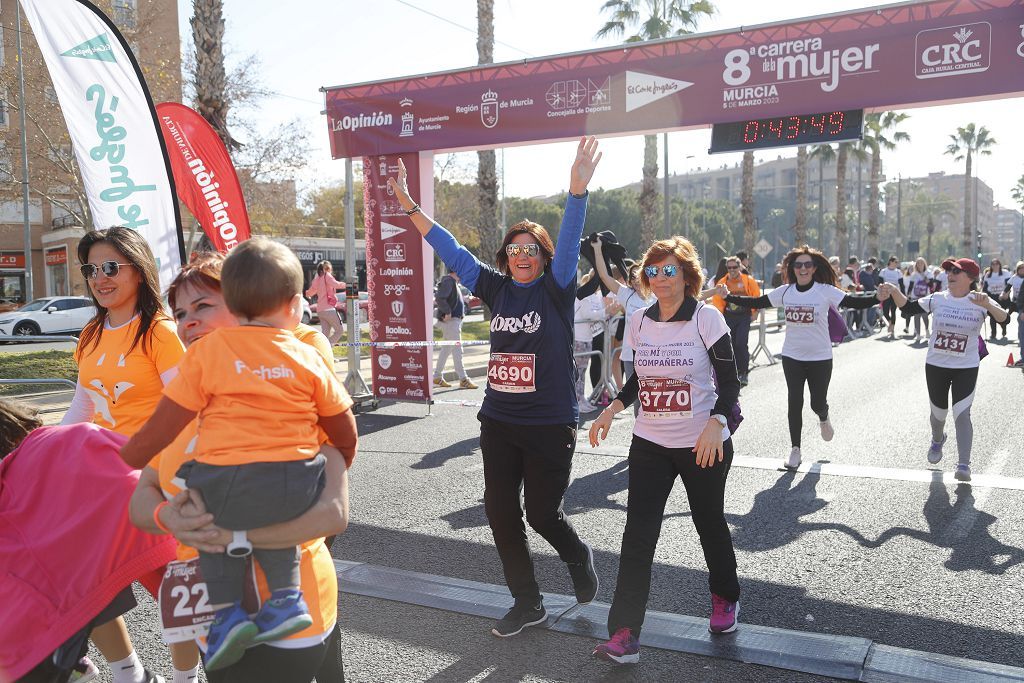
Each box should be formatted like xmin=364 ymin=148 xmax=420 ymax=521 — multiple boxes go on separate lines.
xmin=387 ymin=137 xmax=602 ymax=638
xmin=588 ymin=236 xmax=741 ymax=665
xmin=718 ymin=246 xmax=881 ymax=470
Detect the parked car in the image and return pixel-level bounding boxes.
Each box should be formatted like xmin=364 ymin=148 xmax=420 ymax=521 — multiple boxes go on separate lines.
xmin=304 ymin=292 xmax=367 ymax=325
xmin=459 ymin=284 xmax=483 ymax=314
xmin=0 ymin=297 xmax=96 ymax=337
xmin=301 ymin=296 xmax=312 ymax=325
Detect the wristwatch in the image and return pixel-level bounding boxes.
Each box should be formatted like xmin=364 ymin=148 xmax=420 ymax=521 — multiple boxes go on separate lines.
xmin=711 ymin=413 xmax=728 ymax=429
xmin=226 ymin=530 xmax=253 ymax=558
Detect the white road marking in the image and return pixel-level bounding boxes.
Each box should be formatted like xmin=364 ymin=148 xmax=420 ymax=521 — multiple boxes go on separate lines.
xmin=583 ymin=442 xmax=1024 ymax=491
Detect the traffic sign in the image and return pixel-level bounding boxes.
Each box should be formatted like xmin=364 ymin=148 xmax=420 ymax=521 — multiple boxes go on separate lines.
xmin=753 ymin=239 xmax=773 ymax=259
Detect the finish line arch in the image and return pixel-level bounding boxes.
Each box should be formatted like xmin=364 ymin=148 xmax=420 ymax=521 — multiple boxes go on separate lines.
xmin=320 ymin=0 xmax=1024 ymax=404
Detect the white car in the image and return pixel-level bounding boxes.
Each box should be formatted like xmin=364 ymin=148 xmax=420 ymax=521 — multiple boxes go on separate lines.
xmin=0 ymin=297 xmax=96 ymax=337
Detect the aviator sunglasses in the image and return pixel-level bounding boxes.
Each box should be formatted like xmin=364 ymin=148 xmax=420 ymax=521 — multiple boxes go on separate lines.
xmin=505 ymin=243 xmax=540 ymax=258
xmin=81 ymin=261 xmax=134 ymax=280
xmin=644 ymin=264 xmax=678 ymax=278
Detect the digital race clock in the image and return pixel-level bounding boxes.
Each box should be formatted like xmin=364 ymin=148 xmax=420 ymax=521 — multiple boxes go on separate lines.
xmin=708 ymin=109 xmax=864 ymax=154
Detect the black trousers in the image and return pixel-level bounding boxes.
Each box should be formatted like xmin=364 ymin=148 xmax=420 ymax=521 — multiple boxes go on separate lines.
xmin=781 ymin=356 xmax=833 ymax=448
xmin=479 ymin=415 xmax=586 ymax=602
xmin=590 ymin=332 xmax=605 ymax=390
xmin=205 ymin=640 xmax=329 ymax=683
xmin=987 ymin=294 xmax=1009 ymax=336
xmin=882 ymin=297 xmax=897 ymax=325
xmin=724 ymin=312 xmax=751 ymax=376
xmin=607 ymin=435 xmax=738 ymax=637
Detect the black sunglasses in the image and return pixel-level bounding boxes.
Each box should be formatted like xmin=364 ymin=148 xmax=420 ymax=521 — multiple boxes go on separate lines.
xmin=81 ymin=261 xmax=133 ymax=280
xmin=948 ymin=266 xmax=963 ymax=275
xmin=792 ymin=260 xmax=815 ymax=270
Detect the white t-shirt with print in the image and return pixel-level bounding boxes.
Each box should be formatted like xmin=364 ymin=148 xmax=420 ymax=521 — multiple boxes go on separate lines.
xmin=983 ymin=270 xmax=1011 ymax=294
xmin=934 ymin=271 xmax=948 ymax=292
xmin=573 ymin=291 xmax=604 ymax=340
xmin=616 ymin=285 xmax=654 ymax=362
xmin=906 ymin=271 xmax=931 ymax=299
xmin=629 ymin=302 xmax=731 ymax=450
xmin=917 ymin=291 xmax=987 ymax=368
xmin=767 ymin=283 xmax=847 ymax=361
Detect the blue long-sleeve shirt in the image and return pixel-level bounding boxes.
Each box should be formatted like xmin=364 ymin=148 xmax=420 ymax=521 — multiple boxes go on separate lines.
xmin=424 ymin=193 xmax=589 ymax=424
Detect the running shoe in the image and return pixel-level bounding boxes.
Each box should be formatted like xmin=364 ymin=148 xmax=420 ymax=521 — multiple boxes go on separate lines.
xmin=709 ymin=594 xmax=740 ymax=633
xmin=69 ymin=657 xmax=98 ymax=683
xmin=204 ymin=603 xmax=258 ymax=671
xmin=954 ymin=464 xmax=972 ymax=482
xmin=738 ymin=374 xmax=749 ymax=387
xmin=927 ymin=433 xmax=947 ymax=465
xmin=567 ymin=541 xmax=599 ymax=604
xmin=491 ymin=599 xmax=547 ymax=637
xmin=1013 ymin=359 xmax=1024 ymax=367
xmin=819 ymin=419 xmax=834 ymax=442
xmin=578 ymin=399 xmax=598 ymax=414
xmin=459 ymin=377 xmax=479 ymax=389
xmin=593 ymin=627 xmax=640 ymax=664
xmin=252 ymin=589 xmax=314 ymax=644
xmin=784 ymin=447 xmax=801 ymax=471
xmin=433 ymin=376 xmax=452 ymax=388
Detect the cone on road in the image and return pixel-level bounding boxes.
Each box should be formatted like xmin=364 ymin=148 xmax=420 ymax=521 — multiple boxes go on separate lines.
xmin=1008 ymin=353 xmax=1016 ymax=367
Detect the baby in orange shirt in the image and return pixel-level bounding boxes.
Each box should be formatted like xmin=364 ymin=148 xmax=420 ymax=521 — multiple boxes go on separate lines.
xmin=121 ymin=238 xmax=356 ymax=671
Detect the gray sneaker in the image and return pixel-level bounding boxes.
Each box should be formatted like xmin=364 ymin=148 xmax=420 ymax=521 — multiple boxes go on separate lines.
xmin=954 ymin=464 xmax=972 ymax=482
xmin=927 ymin=434 xmax=947 ymax=465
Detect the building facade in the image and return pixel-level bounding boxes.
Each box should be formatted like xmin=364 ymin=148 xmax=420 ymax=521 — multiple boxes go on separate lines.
xmin=0 ymin=0 xmax=181 ymax=304
xmin=993 ymin=207 xmax=1023 ymax=264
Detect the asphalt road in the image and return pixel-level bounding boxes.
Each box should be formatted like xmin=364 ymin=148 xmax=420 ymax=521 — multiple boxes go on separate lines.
xmin=81 ymin=326 xmax=1024 ymax=681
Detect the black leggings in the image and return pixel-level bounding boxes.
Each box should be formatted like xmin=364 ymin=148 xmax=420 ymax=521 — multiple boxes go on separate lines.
xmin=987 ymin=294 xmax=1009 ymax=336
xmin=590 ymin=332 xmax=605 ymax=389
xmin=205 ymin=640 xmax=329 ymax=683
xmin=882 ymin=298 xmax=897 ymax=325
xmin=781 ymin=356 xmax=833 ymax=448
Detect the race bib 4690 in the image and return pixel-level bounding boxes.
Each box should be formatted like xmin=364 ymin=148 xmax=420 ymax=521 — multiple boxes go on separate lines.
xmin=487 ymin=353 xmax=536 ymax=393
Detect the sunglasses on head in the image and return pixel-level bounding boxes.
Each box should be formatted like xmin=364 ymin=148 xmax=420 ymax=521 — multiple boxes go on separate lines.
xmin=644 ymin=264 xmax=679 ymax=278
xmin=792 ymin=260 xmax=815 ymax=270
xmin=505 ymin=243 xmax=539 ymax=258
xmin=80 ymin=261 xmax=133 ymax=280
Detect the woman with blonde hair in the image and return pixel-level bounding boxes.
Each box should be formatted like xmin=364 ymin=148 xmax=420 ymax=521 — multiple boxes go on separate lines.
xmin=718 ymin=245 xmax=881 ymax=470
xmin=589 ymin=236 xmax=741 ymax=664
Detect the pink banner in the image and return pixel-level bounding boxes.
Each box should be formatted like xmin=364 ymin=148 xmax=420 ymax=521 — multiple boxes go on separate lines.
xmin=325 ymin=0 xmax=1024 ymax=158
xmin=363 ymin=153 xmax=433 ymax=403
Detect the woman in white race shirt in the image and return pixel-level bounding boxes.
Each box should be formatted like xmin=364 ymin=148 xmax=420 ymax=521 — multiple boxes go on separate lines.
xmin=591 ymin=239 xmax=653 ymax=413
xmin=905 ymin=258 xmax=934 ymax=343
xmin=880 ymin=257 xmax=1007 ymax=481
xmin=982 ymin=258 xmax=1012 ymax=340
xmin=588 ymin=236 xmax=741 ymax=666
xmin=878 ymin=256 xmax=903 ymax=338
xmin=720 ymin=246 xmax=880 ymax=470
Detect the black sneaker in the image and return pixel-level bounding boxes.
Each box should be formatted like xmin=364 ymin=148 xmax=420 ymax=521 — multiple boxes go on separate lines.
xmin=491 ymin=599 xmax=547 ymax=637
xmin=567 ymin=541 xmax=599 ymax=604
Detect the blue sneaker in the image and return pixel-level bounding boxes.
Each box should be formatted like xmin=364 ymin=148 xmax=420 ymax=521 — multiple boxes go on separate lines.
xmin=204 ymin=603 xmax=257 ymax=671
xmin=252 ymin=589 xmax=314 ymax=643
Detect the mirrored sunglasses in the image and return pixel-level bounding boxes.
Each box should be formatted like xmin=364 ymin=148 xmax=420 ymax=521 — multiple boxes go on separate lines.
xmin=505 ymin=243 xmax=539 ymax=258
xmin=81 ymin=261 xmax=133 ymax=280
xmin=644 ymin=264 xmax=678 ymax=278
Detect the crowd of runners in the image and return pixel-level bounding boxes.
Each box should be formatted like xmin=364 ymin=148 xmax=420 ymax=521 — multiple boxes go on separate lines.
xmin=3 ymin=136 xmax=1022 ymax=681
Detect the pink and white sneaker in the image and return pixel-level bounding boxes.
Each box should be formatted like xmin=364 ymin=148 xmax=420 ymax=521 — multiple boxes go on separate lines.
xmin=593 ymin=627 xmax=640 ymax=664
xmin=709 ymin=593 xmax=739 ymax=633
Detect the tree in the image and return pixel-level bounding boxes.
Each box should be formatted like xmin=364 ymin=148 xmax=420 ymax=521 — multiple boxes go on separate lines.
xmin=808 ymin=144 xmax=835 ymax=251
xmin=597 ymin=0 xmax=715 ymax=246
xmin=862 ymin=112 xmax=910 ymax=257
xmin=191 ymin=0 xmax=239 ymax=149
xmin=944 ymin=123 xmax=996 ymax=253
xmin=475 ymin=0 xmax=501 ymax=266
xmin=794 ymin=146 xmax=808 ymax=244
xmin=1010 ymin=174 xmax=1024 ymax=211
xmin=741 ymin=151 xmax=755 ymax=253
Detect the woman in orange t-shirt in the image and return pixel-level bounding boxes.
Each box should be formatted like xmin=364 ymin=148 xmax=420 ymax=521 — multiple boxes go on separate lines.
xmin=61 ymin=226 xmax=189 ymax=683
xmin=128 ymin=252 xmax=353 ymax=683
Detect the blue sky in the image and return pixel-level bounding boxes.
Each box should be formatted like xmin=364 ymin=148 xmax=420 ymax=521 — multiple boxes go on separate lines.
xmin=175 ymin=0 xmax=1023 ymax=209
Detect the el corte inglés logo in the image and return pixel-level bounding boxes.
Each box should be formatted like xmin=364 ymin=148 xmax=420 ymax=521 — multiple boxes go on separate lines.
xmin=61 ymin=34 xmax=117 ymax=63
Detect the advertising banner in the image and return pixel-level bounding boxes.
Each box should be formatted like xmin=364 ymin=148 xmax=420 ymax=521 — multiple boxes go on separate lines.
xmin=156 ymin=102 xmax=251 ymax=253
xmin=363 ymin=153 xmax=434 ymax=403
xmin=325 ymin=0 xmax=1024 ymax=158
xmin=19 ymin=0 xmax=184 ymax=289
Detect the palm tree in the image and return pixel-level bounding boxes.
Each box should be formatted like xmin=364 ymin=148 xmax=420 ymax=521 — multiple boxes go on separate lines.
xmin=1011 ymin=174 xmax=1024 ymax=210
xmin=945 ymin=123 xmax=996 ymax=253
xmin=597 ymin=0 xmax=715 ymax=246
xmin=808 ymin=144 xmax=835 ymax=251
xmin=191 ymin=0 xmax=238 ymax=149
xmin=862 ymin=112 xmax=910 ymax=257
xmin=794 ymin=146 xmax=807 ymax=244
xmin=741 ymin=151 xmax=754 ymax=253
xmin=476 ymin=0 xmax=501 ymax=265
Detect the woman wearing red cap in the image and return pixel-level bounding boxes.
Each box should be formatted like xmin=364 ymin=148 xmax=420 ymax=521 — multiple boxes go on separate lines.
xmin=880 ymin=258 xmax=1007 ymax=481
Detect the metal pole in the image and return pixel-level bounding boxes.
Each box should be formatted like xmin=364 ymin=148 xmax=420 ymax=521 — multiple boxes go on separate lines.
xmin=856 ymin=157 xmax=863 ymax=257
xmin=663 ymin=133 xmax=669 ymax=238
xmin=500 ymin=148 xmax=506 ymax=230
xmin=895 ymin=175 xmax=902 ymax=260
xmin=16 ymin=1 xmax=34 ymax=302
xmin=343 ymin=158 xmax=370 ymax=401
